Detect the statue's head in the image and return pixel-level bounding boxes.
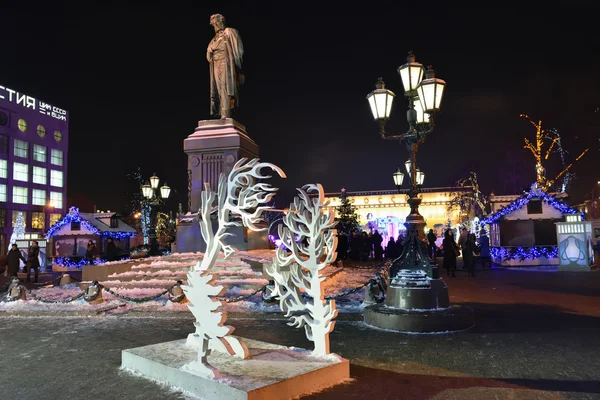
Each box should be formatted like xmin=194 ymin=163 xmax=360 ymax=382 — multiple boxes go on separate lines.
xmin=210 ymin=14 xmax=226 ymax=32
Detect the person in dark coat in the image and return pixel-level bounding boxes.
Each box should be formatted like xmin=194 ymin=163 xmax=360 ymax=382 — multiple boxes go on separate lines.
xmin=26 ymin=241 xmax=40 ymax=283
xmin=479 ymin=230 xmax=491 ymax=268
xmin=85 ymin=241 xmax=97 ymax=263
xmin=386 ymin=237 xmax=397 ymax=259
xmin=427 ymin=229 xmax=437 ymax=260
xmin=442 ymin=229 xmax=459 ymax=277
xmin=105 ymin=238 xmax=117 ymax=262
xmin=336 ymin=232 xmax=348 ymax=260
xmin=372 ymin=231 xmax=383 ymax=261
xmin=465 ymin=233 xmax=477 ymax=277
xmin=7 ymin=244 xmax=26 ymax=278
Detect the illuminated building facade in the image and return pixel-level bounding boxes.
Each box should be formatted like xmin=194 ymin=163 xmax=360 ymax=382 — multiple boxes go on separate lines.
xmin=324 ymin=187 xmax=473 ymax=246
xmin=0 ymin=84 xmax=68 ymax=255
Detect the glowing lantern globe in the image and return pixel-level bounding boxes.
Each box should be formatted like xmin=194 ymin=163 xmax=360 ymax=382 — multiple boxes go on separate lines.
xmin=149 ymin=174 xmax=160 ymax=189
xmin=413 ymin=96 xmax=430 ymax=124
xmin=160 ymin=183 xmax=171 ymax=199
xmin=417 ymin=65 xmax=446 ymax=113
xmin=392 ymin=168 xmax=405 ymax=187
xmin=416 ymin=169 xmax=425 ymax=185
xmin=142 ymin=183 xmax=153 ymax=199
xmin=397 ymin=51 xmax=424 ymax=95
xmin=366 ymin=78 xmax=395 ymax=120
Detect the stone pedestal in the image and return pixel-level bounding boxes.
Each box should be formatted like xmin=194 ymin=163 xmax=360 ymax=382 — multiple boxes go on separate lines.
xmin=175 ymin=119 xmax=268 ymax=254
xmin=122 ymin=338 xmax=349 ymax=400
xmin=364 ymin=269 xmax=474 ymax=333
xmin=184 ymin=119 xmax=259 ymax=213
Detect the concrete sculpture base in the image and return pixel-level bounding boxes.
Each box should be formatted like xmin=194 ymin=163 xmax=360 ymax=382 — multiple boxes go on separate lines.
xmin=364 ymin=275 xmax=473 ymax=332
xmin=122 ymin=338 xmax=349 ymax=400
xmin=365 ymin=303 xmax=474 ymax=332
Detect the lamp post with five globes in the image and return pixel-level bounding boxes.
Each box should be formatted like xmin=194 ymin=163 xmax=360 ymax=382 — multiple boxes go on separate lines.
xmin=141 ymin=173 xmax=171 ymax=255
xmin=366 ymin=51 xmax=446 ymax=278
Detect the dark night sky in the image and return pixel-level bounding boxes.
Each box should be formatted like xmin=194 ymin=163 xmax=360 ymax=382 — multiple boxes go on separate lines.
xmin=2 ymin=1 xmax=599 ymax=214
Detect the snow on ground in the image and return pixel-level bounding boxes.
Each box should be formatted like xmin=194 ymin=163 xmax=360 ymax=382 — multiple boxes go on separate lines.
xmin=1 ymin=251 xmax=383 ymax=314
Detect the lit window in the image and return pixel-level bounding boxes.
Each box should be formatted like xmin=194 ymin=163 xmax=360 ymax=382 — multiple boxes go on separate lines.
xmin=0 ymin=184 xmax=6 ymax=202
xmin=54 ymin=131 xmax=62 ymax=142
xmin=50 ymin=170 xmax=63 ymax=187
xmin=33 ymin=144 xmax=46 ymax=162
xmin=51 ymin=149 xmax=63 ymax=166
xmin=37 ymin=125 xmax=46 ymax=138
xmin=12 ymin=211 xmax=27 ymax=227
xmin=14 ymin=140 xmax=28 ymax=158
xmin=50 ymin=191 xmax=62 ymax=208
xmin=50 ymin=213 xmax=61 ymax=226
xmin=18 ymin=119 xmax=28 ymax=132
xmin=32 ymin=189 xmax=46 ymax=206
xmin=13 ymin=162 xmax=28 ymax=182
xmin=31 ymin=212 xmax=44 ymax=230
xmin=0 ymin=159 xmax=6 ymax=178
xmin=12 ymin=186 xmax=28 ymax=204
xmin=33 ymin=166 xmax=46 ymax=185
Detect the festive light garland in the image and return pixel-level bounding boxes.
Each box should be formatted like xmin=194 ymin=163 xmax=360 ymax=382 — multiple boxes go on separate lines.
xmin=481 ymin=188 xmax=583 ymax=225
xmin=490 ymin=246 xmax=558 ymax=261
xmin=53 ymin=256 xmax=130 ymax=267
xmin=46 ymin=206 xmax=137 ymax=239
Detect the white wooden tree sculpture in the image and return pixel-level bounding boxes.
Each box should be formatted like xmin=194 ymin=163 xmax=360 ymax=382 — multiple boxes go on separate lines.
xmin=183 ymin=158 xmax=285 ymax=378
xmin=265 ymin=184 xmax=339 ymax=356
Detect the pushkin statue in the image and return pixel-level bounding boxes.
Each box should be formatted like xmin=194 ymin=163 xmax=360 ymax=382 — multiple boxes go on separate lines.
xmin=207 ymin=14 xmax=244 ymax=119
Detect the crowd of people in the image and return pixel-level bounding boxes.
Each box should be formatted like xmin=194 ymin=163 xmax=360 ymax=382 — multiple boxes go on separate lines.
xmin=5 ymin=241 xmax=41 ymax=283
xmin=335 ymin=226 xmax=491 ymax=277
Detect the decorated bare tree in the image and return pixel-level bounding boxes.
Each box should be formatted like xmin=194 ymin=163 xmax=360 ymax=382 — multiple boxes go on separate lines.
xmin=183 ymin=158 xmax=285 ymax=378
xmin=266 ymin=184 xmax=338 ymax=356
xmin=448 ymin=171 xmax=487 ymax=224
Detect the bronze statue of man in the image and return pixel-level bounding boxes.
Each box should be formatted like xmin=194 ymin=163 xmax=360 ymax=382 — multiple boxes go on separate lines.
xmin=207 ymin=14 xmax=244 ymax=119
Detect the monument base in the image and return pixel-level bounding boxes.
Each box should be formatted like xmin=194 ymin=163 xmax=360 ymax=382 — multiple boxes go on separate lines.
xmin=365 ymin=277 xmax=474 ymax=332
xmin=365 ymin=303 xmax=474 ymax=332
xmin=122 ymin=338 xmax=350 ymax=400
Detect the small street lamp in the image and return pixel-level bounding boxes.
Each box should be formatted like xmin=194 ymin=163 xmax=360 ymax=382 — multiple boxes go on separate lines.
xmin=141 ymin=173 xmax=171 ymax=255
xmin=366 ymin=51 xmax=446 ymax=279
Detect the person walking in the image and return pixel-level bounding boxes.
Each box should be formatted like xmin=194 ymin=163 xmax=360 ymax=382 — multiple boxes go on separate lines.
xmin=443 ymin=229 xmax=460 ymax=278
xmin=465 ymin=233 xmax=477 ymax=277
xmin=26 ymin=241 xmax=40 ymax=283
xmin=427 ymin=229 xmax=437 ymax=259
xmin=7 ymin=244 xmax=26 ymax=279
xmin=479 ymin=230 xmax=491 ymax=268
xmin=105 ymin=238 xmax=117 ymax=262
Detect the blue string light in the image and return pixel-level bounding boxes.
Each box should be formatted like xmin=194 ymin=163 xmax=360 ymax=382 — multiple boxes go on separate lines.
xmin=46 ymin=206 xmax=136 ymax=240
xmin=490 ymin=246 xmax=558 ymax=261
xmin=53 ymin=256 xmax=131 ymax=267
xmin=482 ymin=189 xmax=583 ymax=225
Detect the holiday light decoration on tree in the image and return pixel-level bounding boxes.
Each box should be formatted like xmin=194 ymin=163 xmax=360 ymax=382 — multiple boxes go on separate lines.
xmin=335 ymin=188 xmax=360 ymax=235
xmin=9 ymin=211 xmax=25 ymax=249
xmin=265 ymin=184 xmax=339 ymax=356
xmin=520 ymin=114 xmax=588 ymax=192
xmin=447 ymin=172 xmax=487 ymax=224
xmin=182 ymin=158 xmax=285 ymax=378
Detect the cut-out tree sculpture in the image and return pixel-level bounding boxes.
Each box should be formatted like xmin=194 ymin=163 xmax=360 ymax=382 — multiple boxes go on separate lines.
xmin=182 ymin=158 xmax=285 ymax=378
xmin=266 ymin=184 xmax=339 ymax=356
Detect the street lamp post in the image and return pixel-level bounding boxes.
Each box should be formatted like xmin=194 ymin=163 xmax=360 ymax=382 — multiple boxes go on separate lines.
xmin=141 ymin=173 xmax=171 ymax=255
xmin=366 ymin=51 xmax=446 ymax=280
xmin=363 ymin=53 xmax=472 ymax=333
